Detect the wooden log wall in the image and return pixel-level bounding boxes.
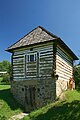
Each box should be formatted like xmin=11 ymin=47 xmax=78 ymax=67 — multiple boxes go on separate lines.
xmin=12 ymin=55 xmax=25 ymax=79
xmin=26 ymin=56 xmax=37 ymax=77
xmin=12 ymin=43 xmax=53 ymax=80
xmin=39 ymin=47 xmax=53 ymax=77
xmin=56 ymin=47 xmax=73 ymax=81
xmin=12 ymin=43 xmax=73 ymax=81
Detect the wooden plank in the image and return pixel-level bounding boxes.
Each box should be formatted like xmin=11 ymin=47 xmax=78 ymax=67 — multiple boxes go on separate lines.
xmin=13 ymin=55 xmax=25 ymax=58
xmin=40 ymin=63 xmax=52 ymax=66
xmin=56 ymin=58 xmax=72 ymax=76
xmin=57 ymin=48 xmax=73 ymax=65
xmin=26 ymin=74 xmax=37 ymax=76
xmin=57 ymin=47 xmax=71 ymax=60
xmin=57 ymin=45 xmax=73 ymax=60
xmin=40 ymin=51 xmax=53 ymax=56
xmin=13 ymin=59 xmax=24 ymax=63
xmin=13 ymin=54 xmax=25 ymax=78
xmin=56 ymin=72 xmax=72 ymax=80
xmin=56 ymin=69 xmax=72 ymax=78
xmin=26 ymin=62 xmax=37 ymax=65
xmin=13 ymin=70 xmax=24 ymax=73
xmin=13 ymin=76 xmax=25 ymax=79
xmin=27 ymin=65 xmax=37 ymax=69
xmin=40 ymin=57 xmax=53 ymax=61
xmin=36 ymin=46 xmax=53 ymax=53
xmin=13 ymin=57 xmax=24 ymax=60
xmin=39 ymin=61 xmax=53 ymax=64
xmin=39 ymin=74 xmax=51 ymax=77
xmin=26 ymin=67 xmax=36 ymax=70
xmin=14 ymin=42 xmax=53 ymax=52
xmin=13 ymin=62 xmax=24 ymax=65
xmin=56 ymin=65 xmax=72 ymax=73
xmin=56 ymin=61 xmax=72 ymax=71
xmin=27 ymin=69 xmax=37 ymax=72
xmin=40 ymin=54 xmax=53 ymax=58
xmin=56 ymin=47 xmax=73 ymax=82
xmin=13 ymin=72 xmax=24 ymax=76
xmin=56 ymin=55 xmax=72 ymax=69
xmin=56 ymin=61 xmax=72 ymax=72
xmin=40 ymin=66 xmax=52 ymax=68
xmin=57 ymin=52 xmax=72 ymax=66
xmin=13 ymin=67 xmax=24 ymax=70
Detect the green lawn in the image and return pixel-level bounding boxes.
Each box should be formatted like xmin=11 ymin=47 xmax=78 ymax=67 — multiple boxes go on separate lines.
xmin=0 ymin=76 xmax=80 ymax=120
xmin=22 ymin=90 xmax=80 ymax=120
xmin=0 ymin=77 xmax=2 ymax=83
xmin=0 ymin=83 xmax=24 ymax=120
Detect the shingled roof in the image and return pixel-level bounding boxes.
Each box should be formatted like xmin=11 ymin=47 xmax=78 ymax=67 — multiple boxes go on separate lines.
xmin=6 ymin=26 xmax=78 ymax=60
xmin=6 ymin=26 xmax=58 ymax=51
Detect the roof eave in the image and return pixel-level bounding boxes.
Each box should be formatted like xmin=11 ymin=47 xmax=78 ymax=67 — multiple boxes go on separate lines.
xmin=6 ymin=38 xmax=78 ymax=60
xmin=55 ymin=38 xmax=78 ymax=60
xmin=6 ymin=39 xmax=57 ymax=53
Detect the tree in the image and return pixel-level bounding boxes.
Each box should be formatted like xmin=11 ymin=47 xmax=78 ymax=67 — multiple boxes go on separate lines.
xmin=73 ymin=65 xmax=80 ymax=90
xmin=0 ymin=60 xmax=11 ymax=72
xmin=0 ymin=60 xmax=12 ymax=83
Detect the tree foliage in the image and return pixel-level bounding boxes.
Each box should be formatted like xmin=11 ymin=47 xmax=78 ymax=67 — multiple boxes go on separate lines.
xmin=0 ymin=60 xmax=11 ymax=72
xmin=0 ymin=60 xmax=12 ymax=83
xmin=73 ymin=66 xmax=80 ymax=90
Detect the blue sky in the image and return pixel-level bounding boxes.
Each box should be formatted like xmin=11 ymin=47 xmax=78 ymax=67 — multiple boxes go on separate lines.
xmin=0 ymin=0 xmax=80 ymax=63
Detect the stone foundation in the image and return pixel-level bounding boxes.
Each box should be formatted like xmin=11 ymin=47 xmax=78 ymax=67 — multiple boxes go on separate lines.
xmin=56 ymin=79 xmax=68 ymax=97
xmin=11 ymin=78 xmax=56 ymax=112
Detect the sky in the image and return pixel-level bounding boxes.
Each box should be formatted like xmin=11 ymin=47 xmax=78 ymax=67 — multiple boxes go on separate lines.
xmin=0 ymin=0 xmax=80 ymax=63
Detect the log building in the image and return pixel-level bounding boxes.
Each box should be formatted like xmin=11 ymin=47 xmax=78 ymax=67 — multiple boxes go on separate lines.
xmin=6 ymin=26 xmax=78 ymax=112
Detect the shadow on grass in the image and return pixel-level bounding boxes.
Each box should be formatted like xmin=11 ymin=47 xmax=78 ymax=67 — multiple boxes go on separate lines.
xmin=30 ymin=100 xmax=80 ymax=120
xmin=0 ymin=82 xmax=10 ymax=85
xmin=0 ymin=88 xmax=24 ymax=111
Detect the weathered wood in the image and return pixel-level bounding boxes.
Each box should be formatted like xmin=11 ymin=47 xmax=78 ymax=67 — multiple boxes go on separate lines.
xmin=13 ymin=55 xmax=25 ymax=79
xmin=40 ymin=54 xmax=53 ymax=58
xmin=56 ymin=46 xmax=73 ymax=82
xmin=57 ymin=47 xmax=73 ymax=66
xmin=39 ymin=45 xmax=53 ymax=77
xmin=40 ymin=52 xmax=53 ymax=56
xmin=56 ymin=63 xmax=72 ymax=74
xmin=56 ymin=55 xmax=72 ymax=69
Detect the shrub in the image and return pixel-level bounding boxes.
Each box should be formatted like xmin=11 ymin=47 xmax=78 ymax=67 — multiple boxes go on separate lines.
xmin=2 ymin=74 xmax=10 ymax=83
xmin=0 ymin=115 xmax=7 ymax=120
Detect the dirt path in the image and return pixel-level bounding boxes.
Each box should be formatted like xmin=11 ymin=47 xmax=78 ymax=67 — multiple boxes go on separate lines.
xmin=9 ymin=113 xmax=28 ymax=120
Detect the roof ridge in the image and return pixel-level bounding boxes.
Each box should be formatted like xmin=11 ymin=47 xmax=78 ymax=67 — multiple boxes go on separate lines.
xmin=6 ymin=26 xmax=58 ymax=51
xmin=38 ymin=26 xmax=59 ymax=38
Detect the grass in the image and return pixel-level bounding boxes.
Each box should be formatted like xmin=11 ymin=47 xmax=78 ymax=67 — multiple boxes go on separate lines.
xmin=0 ymin=77 xmax=24 ymax=120
xmin=0 ymin=76 xmax=80 ymax=120
xmin=22 ymin=90 xmax=80 ymax=120
xmin=0 ymin=77 xmax=2 ymax=83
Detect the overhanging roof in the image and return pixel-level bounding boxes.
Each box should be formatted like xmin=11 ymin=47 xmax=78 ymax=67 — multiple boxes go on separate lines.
xmin=6 ymin=26 xmax=78 ymax=60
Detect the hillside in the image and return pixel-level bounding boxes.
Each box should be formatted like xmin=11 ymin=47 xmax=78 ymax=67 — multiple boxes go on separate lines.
xmin=0 ymin=77 xmax=24 ymax=120
xmin=0 ymin=76 xmax=80 ymax=120
xmin=22 ymin=90 xmax=80 ymax=120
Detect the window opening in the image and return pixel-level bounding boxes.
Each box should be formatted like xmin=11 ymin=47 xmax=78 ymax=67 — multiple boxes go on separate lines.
xmin=27 ymin=53 xmax=37 ymax=62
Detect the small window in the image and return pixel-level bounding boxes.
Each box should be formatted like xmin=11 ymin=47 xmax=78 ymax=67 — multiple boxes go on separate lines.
xmin=27 ymin=53 xmax=37 ymax=62
xmin=30 ymin=55 xmax=34 ymax=62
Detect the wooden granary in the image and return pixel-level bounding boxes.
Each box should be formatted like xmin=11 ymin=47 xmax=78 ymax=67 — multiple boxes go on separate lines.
xmin=6 ymin=26 xmax=78 ymax=112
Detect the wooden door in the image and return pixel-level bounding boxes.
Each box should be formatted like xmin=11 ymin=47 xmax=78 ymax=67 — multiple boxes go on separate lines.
xmin=25 ymin=86 xmax=36 ymax=112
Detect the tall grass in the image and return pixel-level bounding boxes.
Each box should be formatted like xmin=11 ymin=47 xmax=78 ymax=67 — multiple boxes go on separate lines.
xmin=0 ymin=83 xmax=23 ymax=119
xmin=23 ymin=90 xmax=80 ymax=120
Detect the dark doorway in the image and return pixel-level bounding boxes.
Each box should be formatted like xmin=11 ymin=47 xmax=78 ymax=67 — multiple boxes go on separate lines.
xmin=25 ymin=86 xmax=36 ymax=112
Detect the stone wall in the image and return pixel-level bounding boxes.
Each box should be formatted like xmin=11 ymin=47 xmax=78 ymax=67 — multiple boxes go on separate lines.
xmin=11 ymin=78 xmax=56 ymax=112
xmin=56 ymin=79 xmax=68 ymax=97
